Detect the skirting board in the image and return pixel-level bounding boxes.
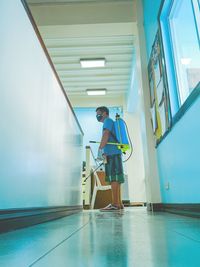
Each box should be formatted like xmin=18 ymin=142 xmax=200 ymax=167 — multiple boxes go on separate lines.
xmin=0 ymin=206 xmax=82 ymax=234
xmin=147 ymin=203 xmax=200 ymax=218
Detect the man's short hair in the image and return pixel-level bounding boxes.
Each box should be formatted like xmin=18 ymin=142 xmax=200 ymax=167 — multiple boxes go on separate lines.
xmin=96 ymin=106 xmax=109 ymax=115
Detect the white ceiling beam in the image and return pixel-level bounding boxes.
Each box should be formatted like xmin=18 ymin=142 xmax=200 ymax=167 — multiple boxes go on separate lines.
xmin=62 ymin=81 xmax=128 ymax=87
xmin=60 ymin=75 xmax=129 ymax=82
xmin=55 ymin=63 xmax=132 ymax=70
xmin=48 ymin=47 xmax=133 ymax=57
xmin=63 ymin=85 xmax=128 ymax=90
xmin=52 ymin=55 xmax=133 ymax=64
xmin=47 ymin=43 xmax=134 ymax=51
xmin=50 ymin=53 xmax=133 ymax=61
xmin=64 ymin=90 xmax=128 ymax=94
xmin=51 ymin=53 xmax=133 ymax=65
xmin=44 ymin=35 xmax=134 ymax=47
xmin=57 ymin=68 xmax=130 ymax=76
xmin=66 ymin=90 xmax=126 ymax=95
xmin=28 ymin=0 xmax=133 ymax=5
xmin=69 ymin=94 xmax=124 ymax=108
xmin=66 ymin=87 xmax=127 ymax=92
xmin=39 ymin=23 xmax=137 ymax=39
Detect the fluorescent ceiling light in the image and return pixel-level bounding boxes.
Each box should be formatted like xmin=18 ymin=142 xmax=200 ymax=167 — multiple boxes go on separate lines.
xmin=181 ymin=58 xmax=191 ymax=65
xmin=86 ymin=89 xmax=107 ymax=96
xmin=80 ymin=58 xmax=106 ymax=68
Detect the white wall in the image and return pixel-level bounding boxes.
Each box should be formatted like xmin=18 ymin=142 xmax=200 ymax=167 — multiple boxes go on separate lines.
xmin=123 ymin=111 xmax=146 ymax=202
xmin=124 ymin=54 xmax=146 ymax=203
xmin=0 ymin=0 xmax=83 ymax=209
xmin=132 ymin=0 xmax=161 ymax=204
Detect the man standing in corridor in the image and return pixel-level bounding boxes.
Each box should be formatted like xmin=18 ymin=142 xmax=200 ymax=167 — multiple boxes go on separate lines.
xmin=96 ymin=106 xmax=124 ymax=211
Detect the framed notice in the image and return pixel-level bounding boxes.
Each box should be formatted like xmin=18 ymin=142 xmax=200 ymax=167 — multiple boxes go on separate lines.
xmin=148 ymin=29 xmax=172 ymax=145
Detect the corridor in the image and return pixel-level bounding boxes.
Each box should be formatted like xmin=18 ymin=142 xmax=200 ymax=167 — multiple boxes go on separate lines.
xmin=1 ymin=208 xmax=200 ymax=267
xmin=0 ymin=0 xmax=200 ymax=266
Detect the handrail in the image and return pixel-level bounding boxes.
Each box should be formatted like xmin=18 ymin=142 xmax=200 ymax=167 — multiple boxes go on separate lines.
xmin=84 ymin=145 xmax=103 ymax=206
xmin=20 ymin=0 xmax=84 ymax=136
xmin=85 ymin=146 xmax=98 ymax=166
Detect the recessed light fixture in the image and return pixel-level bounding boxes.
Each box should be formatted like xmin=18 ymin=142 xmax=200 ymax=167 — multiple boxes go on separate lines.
xmin=86 ymin=89 xmax=107 ymax=96
xmin=80 ymin=58 xmax=106 ymax=68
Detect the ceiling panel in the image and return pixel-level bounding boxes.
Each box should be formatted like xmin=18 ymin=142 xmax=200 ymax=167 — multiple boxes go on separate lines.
xmin=28 ymin=1 xmax=135 ymax=98
xmin=28 ymin=0 xmax=132 ymax=4
xmin=42 ymin=34 xmax=134 ymax=96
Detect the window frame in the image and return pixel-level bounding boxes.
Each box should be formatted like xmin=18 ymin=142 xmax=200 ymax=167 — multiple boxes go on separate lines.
xmin=156 ymin=0 xmax=200 ymax=146
xmin=192 ymin=0 xmax=200 ymax=47
xmin=167 ymin=0 xmax=200 ymax=106
xmin=166 ymin=0 xmax=182 ymax=106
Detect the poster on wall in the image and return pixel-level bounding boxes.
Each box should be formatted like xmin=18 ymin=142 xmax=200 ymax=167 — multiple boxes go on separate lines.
xmin=148 ymin=29 xmax=172 ymax=145
xmin=150 ymin=103 xmax=157 ymax=133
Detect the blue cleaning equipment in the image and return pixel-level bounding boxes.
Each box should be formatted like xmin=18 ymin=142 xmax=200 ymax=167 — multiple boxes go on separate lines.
xmin=114 ymin=113 xmax=129 ymax=146
xmin=90 ymin=113 xmax=133 ymax=159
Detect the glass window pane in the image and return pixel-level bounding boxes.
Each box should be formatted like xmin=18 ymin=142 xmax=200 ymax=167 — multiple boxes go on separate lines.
xmin=192 ymin=0 xmax=200 ymax=43
xmin=168 ymin=0 xmax=200 ymax=104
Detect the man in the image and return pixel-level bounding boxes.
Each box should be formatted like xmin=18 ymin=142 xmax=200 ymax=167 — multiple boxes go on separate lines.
xmin=96 ymin=106 xmax=124 ymax=211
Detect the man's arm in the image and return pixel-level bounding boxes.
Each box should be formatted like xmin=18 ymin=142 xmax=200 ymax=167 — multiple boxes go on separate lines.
xmin=99 ymin=129 xmax=110 ymax=149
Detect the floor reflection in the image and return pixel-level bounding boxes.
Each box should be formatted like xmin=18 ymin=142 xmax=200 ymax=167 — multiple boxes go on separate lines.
xmin=1 ymin=208 xmax=200 ymax=267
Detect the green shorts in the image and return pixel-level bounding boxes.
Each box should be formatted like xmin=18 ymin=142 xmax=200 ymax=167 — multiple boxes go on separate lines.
xmin=105 ymin=154 xmax=124 ymax=184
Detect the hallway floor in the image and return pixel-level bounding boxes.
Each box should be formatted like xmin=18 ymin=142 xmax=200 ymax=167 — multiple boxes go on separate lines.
xmin=0 ymin=207 xmax=200 ymax=267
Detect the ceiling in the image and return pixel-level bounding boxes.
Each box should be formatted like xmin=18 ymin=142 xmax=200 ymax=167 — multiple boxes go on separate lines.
xmin=28 ymin=0 xmax=136 ymax=99
xmin=28 ymin=0 xmax=133 ymax=4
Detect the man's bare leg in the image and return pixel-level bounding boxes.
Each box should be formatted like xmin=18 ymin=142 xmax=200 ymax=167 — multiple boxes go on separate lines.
xmin=119 ymin=186 xmax=124 ymax=209
xmin=111 ymin=181 xmax=120 ymax=208
xmin=119 ymin=185 xmax=123 ymax=207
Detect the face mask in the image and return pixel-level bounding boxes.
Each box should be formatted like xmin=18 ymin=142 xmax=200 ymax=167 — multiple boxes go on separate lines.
xmin=96 ymin=114 xmax=103 ymax=122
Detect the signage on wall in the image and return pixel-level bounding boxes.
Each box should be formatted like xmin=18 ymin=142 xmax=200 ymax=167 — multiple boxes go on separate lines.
xmin=148 ymin=30 xmax=172 ymax=146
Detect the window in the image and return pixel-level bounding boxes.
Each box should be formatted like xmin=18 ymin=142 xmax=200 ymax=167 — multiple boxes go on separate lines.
xmin=168 ymin=0 xmax=200 ymax=105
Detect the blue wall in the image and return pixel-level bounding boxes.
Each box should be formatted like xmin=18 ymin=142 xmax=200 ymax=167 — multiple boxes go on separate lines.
xmin=157 ymin=97 xmax=200 ymax=203
xmin=0 ymin=0 xmax=83 ymax=209
xmin=143 ymin=0 xmax=200 ymax=203
xmin=142 ymin=0 xmax=162 ymax=60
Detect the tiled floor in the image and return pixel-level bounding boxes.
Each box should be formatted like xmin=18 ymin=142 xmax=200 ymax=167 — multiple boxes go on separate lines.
xmin=1 ymin=207 xmax=200 ymax=267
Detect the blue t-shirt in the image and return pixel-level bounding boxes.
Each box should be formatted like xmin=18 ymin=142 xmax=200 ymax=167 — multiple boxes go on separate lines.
xmin=102 ymin=117 xmax=121 ymax=156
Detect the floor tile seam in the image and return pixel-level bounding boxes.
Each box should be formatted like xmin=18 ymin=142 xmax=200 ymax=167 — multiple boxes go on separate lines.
xmin=28 ymin=219 xmax=91 ymax=267
xmin=172 ymin=230 xmax=200 ymax=244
